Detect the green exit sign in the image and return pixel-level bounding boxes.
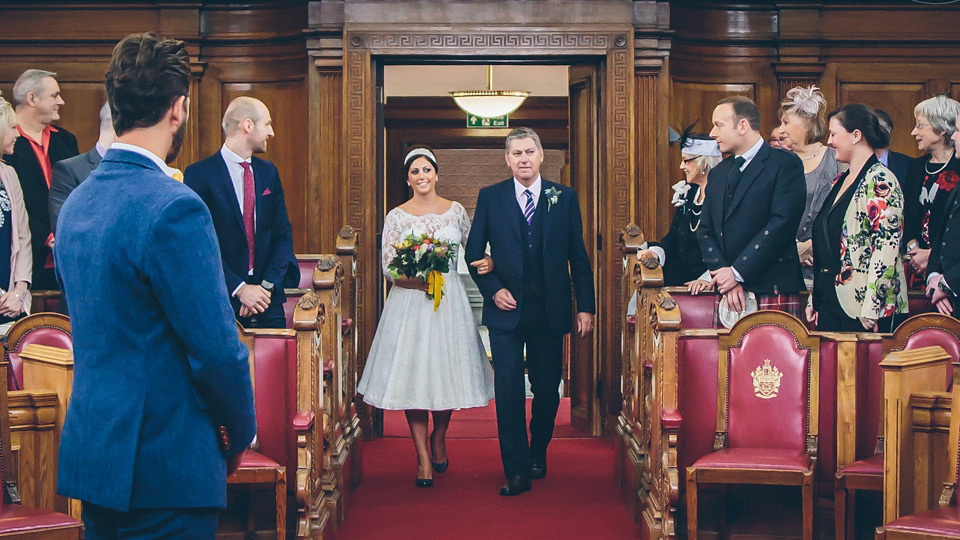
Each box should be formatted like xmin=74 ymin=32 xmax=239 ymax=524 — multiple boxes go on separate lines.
xmin=467 ymin=115 xmax=508 ymax=128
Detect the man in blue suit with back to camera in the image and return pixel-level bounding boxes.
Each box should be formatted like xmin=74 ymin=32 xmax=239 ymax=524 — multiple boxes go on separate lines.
xmin=54 ymin=33 xmax=256 ymax=539
xmin=184 ymin=96 xmax=298 ymax=329
xmin=466 ymin=127 xmax=595 ymax=497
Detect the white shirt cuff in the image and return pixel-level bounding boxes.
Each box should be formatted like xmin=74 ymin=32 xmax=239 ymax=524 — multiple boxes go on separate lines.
xmin=732 ymin=267 xmax=744 ymax=282
xmin=232 ymin=283 xmax=245 ymax=297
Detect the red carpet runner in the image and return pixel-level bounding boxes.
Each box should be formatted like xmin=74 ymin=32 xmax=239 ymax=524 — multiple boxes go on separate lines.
xmin=336 ymin=399 xmax=636 ymax=540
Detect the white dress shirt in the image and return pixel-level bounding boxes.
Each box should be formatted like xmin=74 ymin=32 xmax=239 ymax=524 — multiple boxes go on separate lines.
xmin=219 ymin=144 xmax=257 ymax=292
xmin=110 ymin=142 xmax=180 ymax=179
xmin=737 ymin=136 xmax=764 ymax=171
xmin=220 ymin=144 xmax=255 ymax=217
xmin=514 ymin=175 xmax=542 ymax=213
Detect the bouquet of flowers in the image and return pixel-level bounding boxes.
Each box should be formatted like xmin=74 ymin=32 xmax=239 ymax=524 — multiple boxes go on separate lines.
xmin=388 ymin=232 xmax=457 ymax=311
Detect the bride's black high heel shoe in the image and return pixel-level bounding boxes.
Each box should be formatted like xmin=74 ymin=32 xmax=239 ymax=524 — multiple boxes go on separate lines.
xmin=430 ymin=436 xmax=448 ymax=473
xmin=415 ymin=477 xmax=434 ymax=488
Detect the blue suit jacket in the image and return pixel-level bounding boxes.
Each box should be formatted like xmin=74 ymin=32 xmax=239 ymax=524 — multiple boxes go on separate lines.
xmin=54 ymin=149 xmax=256 ymax=511
xmin=183 ymin=153 xmax=298 ymax=315
xmin=465 ymin=178 xmax=595 ymax=336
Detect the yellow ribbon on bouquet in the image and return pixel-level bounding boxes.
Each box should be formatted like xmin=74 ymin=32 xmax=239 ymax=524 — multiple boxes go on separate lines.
xmin=427 ymin=270 xmax=445 ymax=311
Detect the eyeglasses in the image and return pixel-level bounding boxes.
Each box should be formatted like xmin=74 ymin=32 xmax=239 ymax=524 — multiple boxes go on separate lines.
xmin=915 ymin=123 xmax=931 ymax=130
xmin=681 ymin=157 xmax=698 ymax=164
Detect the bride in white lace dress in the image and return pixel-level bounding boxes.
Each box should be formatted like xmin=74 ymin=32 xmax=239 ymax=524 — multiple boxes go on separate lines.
xmin=358 ymin=147 xmax=494 ymax=487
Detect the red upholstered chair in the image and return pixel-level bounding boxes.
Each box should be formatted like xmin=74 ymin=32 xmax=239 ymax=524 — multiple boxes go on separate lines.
xmin=4 ymin=314 xmax=71 ymax=391
xmin=232 ymin=324 xmax=293 ymax=539
xmin=0 ymin=359 xmax=81 ymax=539
xmin=876 ymin=368 xmax=960 ymax=539
xmin=295 ymin=254 xmax=324 ymax=289
xmin=283 ymin=288 xmax=309 ymax=328
xmin=836 ymin=314 xmax=960 ymax=539
xmin=686 ymin=311 xmax=820 ymax=540
xmin=664 ymin=287 xmax=720 ymax=329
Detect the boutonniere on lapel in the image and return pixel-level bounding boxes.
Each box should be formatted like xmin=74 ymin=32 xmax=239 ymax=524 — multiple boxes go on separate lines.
xmin=544 ymin=186 xmax=561 ymax=212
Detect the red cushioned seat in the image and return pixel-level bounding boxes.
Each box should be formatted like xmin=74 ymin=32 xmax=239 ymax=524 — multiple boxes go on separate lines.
xmin=692 ymin=448 xmax=811 ymax=472
xmin=884 ymin=505 xmax=960 ymax=536
xmin=236 ymin=449 xmax=281 ymax=470
xmin=841 ymin=453 xmax=882 ymax=476
xmin=0 ymin=504 xmax=81 ymax=534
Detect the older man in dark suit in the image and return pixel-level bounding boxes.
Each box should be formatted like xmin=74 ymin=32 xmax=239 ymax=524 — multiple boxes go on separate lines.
xmin=3 ymin=69 xmax=78 ymax=290
xmin=184 ymin=96 xmax=298 ymax=328
xmin=49 ymin=102 xmax=115 ymax=233
xmin=55 ymin=33 xmax=255 ymax=539
xmin=465 ymin=127 xmax=595 ymax=496
xmin=699 ymin=96 xmax=807 ymax=317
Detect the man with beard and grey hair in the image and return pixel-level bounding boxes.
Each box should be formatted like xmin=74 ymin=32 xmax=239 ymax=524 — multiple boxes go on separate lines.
xmin=184 ymin=96 xmax=298 ymax=328
xmin=54 ymin=32 xmax=255 ymax=538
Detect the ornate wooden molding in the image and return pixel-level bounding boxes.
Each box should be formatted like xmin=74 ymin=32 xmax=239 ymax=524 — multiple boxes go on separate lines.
xmin=347 ymin=30 xmax=627 ymax=55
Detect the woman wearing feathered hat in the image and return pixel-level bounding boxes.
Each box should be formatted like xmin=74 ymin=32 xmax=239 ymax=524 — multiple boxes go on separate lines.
xmin=642 ymin=124 xmax=722 ymax=289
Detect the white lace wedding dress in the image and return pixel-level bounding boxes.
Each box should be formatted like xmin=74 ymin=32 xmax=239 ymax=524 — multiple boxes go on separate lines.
xmin=358 ymin=201 xmax=494 ymax=410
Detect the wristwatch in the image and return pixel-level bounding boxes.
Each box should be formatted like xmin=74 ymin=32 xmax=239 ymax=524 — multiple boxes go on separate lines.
xmin=261 ymin=280 xmax=275 ymax=293
xmin=939 ymin=279 xmax=953 ymax=294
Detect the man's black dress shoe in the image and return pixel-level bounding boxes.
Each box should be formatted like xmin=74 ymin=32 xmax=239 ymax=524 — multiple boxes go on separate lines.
xmin=530 ymin=461 xmax=547 ymax=480
xmin=499 ymin=475 xmax=531 ymax=496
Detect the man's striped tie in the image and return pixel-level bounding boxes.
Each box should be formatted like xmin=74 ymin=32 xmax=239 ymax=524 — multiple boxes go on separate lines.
xmin=523 ymin=189 xmax=535 ymax=225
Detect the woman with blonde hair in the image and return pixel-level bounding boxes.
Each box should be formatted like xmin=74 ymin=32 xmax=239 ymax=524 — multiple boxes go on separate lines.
xmin=779 ymin=85 xmax=843 ymax=288
xmin=0 ymin=92 xmax=32 ymax=326
xmin=902 ymin=95 xmax=960 ymax=282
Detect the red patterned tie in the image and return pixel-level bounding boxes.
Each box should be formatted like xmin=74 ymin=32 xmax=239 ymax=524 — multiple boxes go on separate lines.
xmin=240 ymin=162 xmax=255 ymax=272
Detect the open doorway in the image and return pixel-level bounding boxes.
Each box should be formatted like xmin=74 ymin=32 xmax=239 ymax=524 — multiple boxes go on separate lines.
xmin=373 ymin=62 xmax=601 ymax=437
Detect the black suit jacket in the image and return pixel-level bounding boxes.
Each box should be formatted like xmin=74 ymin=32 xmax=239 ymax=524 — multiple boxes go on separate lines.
xmin=929 ymin=182 xmax=960 ymax=311
xmin=885 ymin=150 xmax=912 ymax=189
xmin=698 ymin=141 xmax=806 ymax=294
xmin=50 ymin=146 xmax=101 ymax=234
xmin=183 ymin=152 xmax=298 ymax=315
xmin=2 ymin=125 xmax=78 ymax=283
xmin=465 ymin=178 xmax=595 ymax=335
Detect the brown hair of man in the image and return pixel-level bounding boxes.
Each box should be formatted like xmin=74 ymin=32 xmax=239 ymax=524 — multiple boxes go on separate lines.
xmin=716 ymin=95 xmax=762 ymax=132
xmin=105 ymin=33 xmax=190 ymax=136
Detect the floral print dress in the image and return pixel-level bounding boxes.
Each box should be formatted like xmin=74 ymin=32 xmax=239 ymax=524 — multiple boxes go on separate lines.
xmin=827 ymin=159 xmax=908 ymax=320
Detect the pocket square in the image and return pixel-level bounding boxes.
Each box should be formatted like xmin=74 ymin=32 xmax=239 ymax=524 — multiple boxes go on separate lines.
xmin=262 ymin=188 xmax=272 ymax=196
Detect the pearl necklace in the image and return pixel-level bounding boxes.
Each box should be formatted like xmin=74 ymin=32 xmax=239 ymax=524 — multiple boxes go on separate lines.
xmin=800 ymin=143 xmax=824 ymax=161
xmin=925 ymin=159 xmax=950 ymax=176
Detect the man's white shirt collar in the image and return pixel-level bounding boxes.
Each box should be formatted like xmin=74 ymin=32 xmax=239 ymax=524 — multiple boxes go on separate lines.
xmin=220 ymin=143 xmax=251 ymax=166
xmin=111 ymin=142 xmax=180 ymax=178
xmin=514 ymin=175 xmax=542 ymax=208
xmin=736 ymin=137 xmax=765 ymax=171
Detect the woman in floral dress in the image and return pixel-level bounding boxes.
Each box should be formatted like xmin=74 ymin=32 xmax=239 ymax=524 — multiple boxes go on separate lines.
xmin=806 ymin=104 xmax=908 ymax=332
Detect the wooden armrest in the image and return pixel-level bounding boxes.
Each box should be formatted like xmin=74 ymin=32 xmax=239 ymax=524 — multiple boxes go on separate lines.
xmin=293 ymin=411 xmax=315 ymax=431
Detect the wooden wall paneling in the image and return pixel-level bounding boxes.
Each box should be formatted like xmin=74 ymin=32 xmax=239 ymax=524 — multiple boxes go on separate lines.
xmin=8 ymin=390 xmax=58 ymax=511
xmin=837 ymin=81 xmax=927 ymax=158
xmin=312 ymin=64 xmax=344 ymax=254
xmin=220 ymin=81 xmax=308 ymax=253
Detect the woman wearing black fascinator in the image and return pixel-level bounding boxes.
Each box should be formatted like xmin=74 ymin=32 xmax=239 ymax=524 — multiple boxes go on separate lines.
xmin=641 ymin=122 xmax=722 ymax=289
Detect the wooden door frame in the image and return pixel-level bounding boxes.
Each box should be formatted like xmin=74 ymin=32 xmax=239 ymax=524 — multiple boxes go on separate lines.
xmin=343 ymin=29 xmax=634 ymax=437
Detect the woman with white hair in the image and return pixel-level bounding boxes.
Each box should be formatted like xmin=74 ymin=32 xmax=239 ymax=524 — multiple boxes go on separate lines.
xmin=903 ymin=95 xmax=960 ymax=281
xmin=0 ymin=92 xmax=33 ymax=326
xmin=642 ymin=127 xmax=721 ymax=289
xmin=778 ymin=85 xmax=843 ymax=288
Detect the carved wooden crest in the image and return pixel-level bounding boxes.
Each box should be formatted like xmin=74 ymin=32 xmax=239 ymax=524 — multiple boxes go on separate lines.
xmin=298 ymin=292 xmax=320 ymax=310
xmin=338 ymin=225 xmax=356 ymax=239
xmin=657 ymin=294 xmax=676 ymax=311
xmin=317 ymin=255 xmax=337 ymax=271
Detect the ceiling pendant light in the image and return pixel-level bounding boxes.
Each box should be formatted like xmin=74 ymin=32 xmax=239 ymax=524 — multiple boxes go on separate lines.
xmin=450 ymin=65 xmax=529 ymax=118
